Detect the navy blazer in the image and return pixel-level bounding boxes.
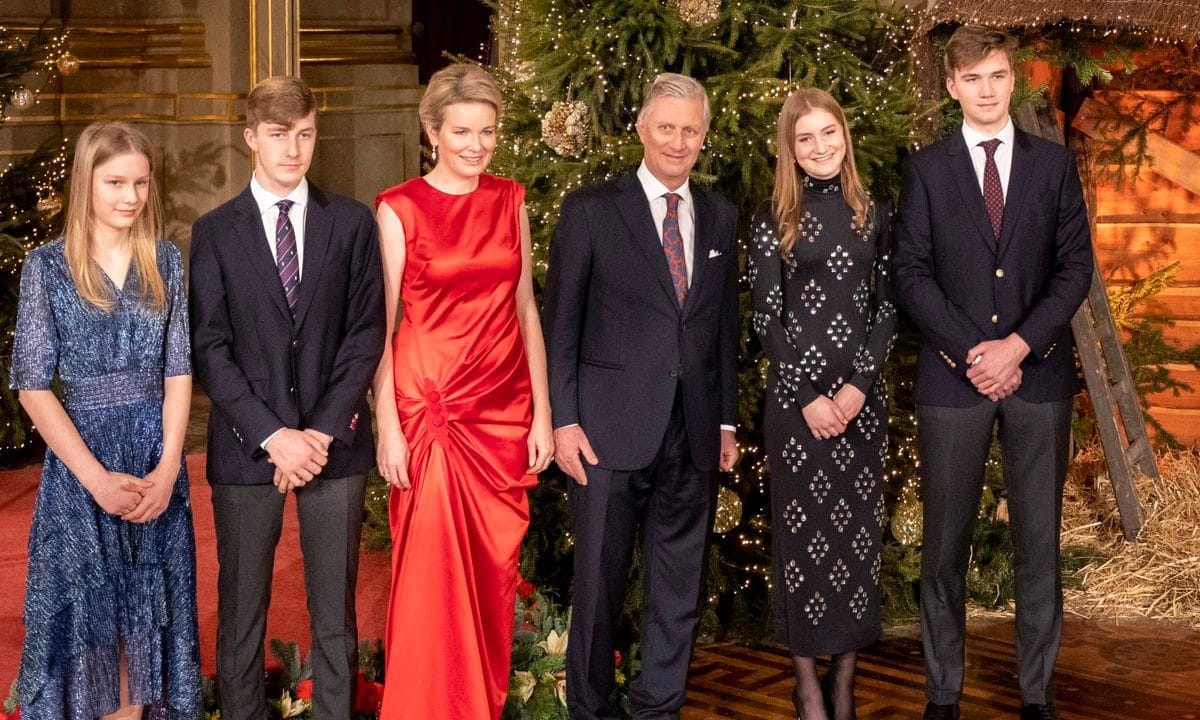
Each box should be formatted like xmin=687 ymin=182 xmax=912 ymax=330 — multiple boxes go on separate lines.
xmin=893 ymin=127 xmax=1093 ymax=407
xmin=543 ymin=171 xmax=739 ymax=471
xmin=189 ymin=183 xmax=385 ymax=485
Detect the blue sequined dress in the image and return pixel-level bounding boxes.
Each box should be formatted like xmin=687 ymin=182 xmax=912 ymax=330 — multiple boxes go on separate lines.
xmin=9 ymin=238 xmax=201 ymax=719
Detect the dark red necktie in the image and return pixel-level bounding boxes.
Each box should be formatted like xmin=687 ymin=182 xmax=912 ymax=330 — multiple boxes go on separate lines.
xmin=661 ymin=192 xmax=688 ymax=304
xmin=979 ymin=138 xmax=1004 ymax=239
xmin=275 ymin=199 xmax=299 ymax=314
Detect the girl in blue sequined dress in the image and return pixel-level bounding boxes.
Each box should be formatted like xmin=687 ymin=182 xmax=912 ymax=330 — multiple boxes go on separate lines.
xmin=9 ymin=122 xmax=200 ymax=719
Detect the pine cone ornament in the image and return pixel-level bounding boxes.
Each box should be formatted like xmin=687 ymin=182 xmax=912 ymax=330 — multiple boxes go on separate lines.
xmin=890 ymin=483 xmax=923 ymax=546
xmin=540 ymin=100 xmax=591 ymax=158
xmin=713 ymin=485 xmax=743 ymax=534
xmin=668 ymin=0 xmax=722 ymax=26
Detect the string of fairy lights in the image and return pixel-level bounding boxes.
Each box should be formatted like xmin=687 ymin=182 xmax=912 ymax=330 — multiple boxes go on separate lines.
xmin=1 ymin=23 xmax=75 ymax=454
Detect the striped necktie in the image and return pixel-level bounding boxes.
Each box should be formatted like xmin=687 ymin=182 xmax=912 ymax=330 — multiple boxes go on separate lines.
xmin=275 ymin=199 xmax=299 ymax=313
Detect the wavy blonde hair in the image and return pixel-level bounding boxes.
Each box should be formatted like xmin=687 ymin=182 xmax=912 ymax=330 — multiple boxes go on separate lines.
xmin=64 ymin=121 xmax=164 ymax=311
xmin=772 ymin=88 xmax=870 ymax=259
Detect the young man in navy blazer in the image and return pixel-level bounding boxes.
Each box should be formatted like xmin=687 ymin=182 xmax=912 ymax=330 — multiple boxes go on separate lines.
xmin=544 ymin=73 xmax=740 ymax=720
xmin=189 ymin=76 xmax=384 ymax=720
xmin=893 ymin=26 xmax=1092 ymax=720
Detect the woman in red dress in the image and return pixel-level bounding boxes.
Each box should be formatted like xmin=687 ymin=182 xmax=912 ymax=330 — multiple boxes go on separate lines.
xmin=372 ymin=63 xmax=554 ymax=719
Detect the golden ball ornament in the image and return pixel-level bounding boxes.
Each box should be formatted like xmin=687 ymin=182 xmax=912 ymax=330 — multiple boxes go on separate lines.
xmin=36 ymin=193 xmax=64 ymax=218
xmin=890 ymin=491 xmax=923 ymax=546
xmin=713 ymin=485 xmax=743 ymax=534
xmin=57 ymin=51 xmax=81 ymax=76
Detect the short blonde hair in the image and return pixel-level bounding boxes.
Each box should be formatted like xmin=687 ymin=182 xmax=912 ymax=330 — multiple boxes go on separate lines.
xmin=637 ymin=73 xmax=710 ymax=129
xmin=944 ymin=25 xmax=1018 ymax=76
xmin=419 ymin=63 xmax=504 ymax=131
xmin=246 ymin=76 xmax=317 ymax=129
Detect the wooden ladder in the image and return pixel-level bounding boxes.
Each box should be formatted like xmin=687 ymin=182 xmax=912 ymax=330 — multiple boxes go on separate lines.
xmin=1013 ymin=104 xmax=1160 ymax=540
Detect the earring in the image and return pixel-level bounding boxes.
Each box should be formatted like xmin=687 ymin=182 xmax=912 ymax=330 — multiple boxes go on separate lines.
xmin=431 ymin=145 xmax=438 ymax=161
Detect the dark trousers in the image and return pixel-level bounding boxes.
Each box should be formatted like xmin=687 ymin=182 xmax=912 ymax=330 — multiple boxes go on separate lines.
xmin=566 ymin=394 xmax=718 ymax=720
xmin=211 ymin=474 xmax=367 ymax=720
xmin=917 ymin=396 xmax=1071 ymax=706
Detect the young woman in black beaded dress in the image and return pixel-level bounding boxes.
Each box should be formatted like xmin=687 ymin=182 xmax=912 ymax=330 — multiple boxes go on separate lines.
xmin=749 ymin=88 xmax=897 ymax=720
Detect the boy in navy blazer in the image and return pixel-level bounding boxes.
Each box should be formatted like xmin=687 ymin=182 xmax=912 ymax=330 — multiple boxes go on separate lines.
xmin=893 ymin=25 xmax=1092 ymax=720
xmin=189 ymin=76 xmax=384 ymax=720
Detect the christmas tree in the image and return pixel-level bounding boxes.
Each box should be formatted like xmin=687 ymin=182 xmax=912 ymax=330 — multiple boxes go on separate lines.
xmin=0 ymin=23 xmax=71 ymax=457
xmin=489 ymin=0 xmax=918 ymax=637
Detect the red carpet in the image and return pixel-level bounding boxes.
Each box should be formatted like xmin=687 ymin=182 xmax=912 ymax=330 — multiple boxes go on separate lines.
xmin=0 ymin=454 xmax=390 ymax=687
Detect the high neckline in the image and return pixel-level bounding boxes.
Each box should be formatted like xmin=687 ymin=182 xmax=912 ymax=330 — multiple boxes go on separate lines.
xmin=803 ymin=174 xmax=842 ymax=195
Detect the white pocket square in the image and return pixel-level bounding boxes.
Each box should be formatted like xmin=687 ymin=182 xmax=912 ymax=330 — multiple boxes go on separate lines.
xmin=708 ymin=249 xmax=722 ymax=259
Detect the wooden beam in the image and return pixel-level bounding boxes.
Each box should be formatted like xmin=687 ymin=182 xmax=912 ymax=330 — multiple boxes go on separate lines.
xmin=1073 ymin=98 xmax=1200 ymax=197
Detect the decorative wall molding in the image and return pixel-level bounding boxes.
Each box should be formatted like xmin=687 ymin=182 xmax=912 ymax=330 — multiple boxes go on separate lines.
xmin=300 ymin=23 xmax=414 ymax=65
xmin=0 ymin=17 xmax=211 ymax=69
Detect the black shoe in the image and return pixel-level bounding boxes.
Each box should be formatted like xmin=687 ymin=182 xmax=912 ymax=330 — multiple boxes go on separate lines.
xmin=1020 ymin=703 xmax=1058 ymax=720
xmin=924 ymin=703 xmax=960 ymax=720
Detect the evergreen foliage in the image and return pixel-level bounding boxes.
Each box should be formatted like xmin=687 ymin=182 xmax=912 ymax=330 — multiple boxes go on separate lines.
xmin=0 ymin=23 xmax=69 ymax=457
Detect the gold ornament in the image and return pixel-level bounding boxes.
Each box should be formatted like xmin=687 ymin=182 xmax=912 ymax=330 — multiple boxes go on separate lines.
xmin=37 ymin=193 xmax=64 ymax=218
xmin=713 ymin=485 xmax=743 ymax=534
xmin=668 ymin=0 xmax=722 ymax=26
xmin=890 ymin=484 xmax=923 ymax=546
xmin=10 ymin=87 xmax=33 ymax=110
xmin=57 ymin=51 xmax=80 ymax=76
xmin=540 ymin=100 xmax=591 ymax=158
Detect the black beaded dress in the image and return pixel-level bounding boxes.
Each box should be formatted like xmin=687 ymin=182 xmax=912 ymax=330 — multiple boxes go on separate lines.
xmin=749 ymin=175 xmax=896 ymax=656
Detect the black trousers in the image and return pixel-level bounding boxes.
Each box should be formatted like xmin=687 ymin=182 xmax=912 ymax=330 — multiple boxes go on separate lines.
xmin=211 ymin=474 xmax=366 ymax=720
xmin=917 ymin=395 xmax=1071 ymax=706
xmin=566 ymin=392 xmax=718 ymax=720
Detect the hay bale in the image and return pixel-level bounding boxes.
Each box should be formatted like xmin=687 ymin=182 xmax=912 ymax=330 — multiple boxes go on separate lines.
xmin=1061 ymin=448 xmax=1200 ymax=627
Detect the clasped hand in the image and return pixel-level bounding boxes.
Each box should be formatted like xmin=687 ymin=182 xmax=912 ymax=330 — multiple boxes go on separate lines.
xmin=965 ymin=334 xmax=1030 ymax=402
xmin=802 ymin=384 xmax=866 ymax=440
xmin=267 ymin=428 xmax=331 ymax=493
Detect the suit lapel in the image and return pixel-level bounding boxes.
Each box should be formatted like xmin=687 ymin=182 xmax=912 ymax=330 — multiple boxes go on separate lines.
xmin=614 ymin=172 xmax=682 ymax=311
xmin=947 ymin=135 xmax=999 ymax=253
xmin=232 ymin=187 xmax=292 ymax=321
xmin=683 ymin=187 xmax=714 ymax=318
xmin=996 ymin=130 xmax=1034 ymax=260
xmin=291 ymin=184 xmax=331 ymax=329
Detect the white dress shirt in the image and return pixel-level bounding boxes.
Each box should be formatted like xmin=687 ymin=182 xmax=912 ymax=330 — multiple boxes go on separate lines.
xmin=637 ymin=161 xmax=695 ymax=285
xmin=250 ymin=173 xmax=309 ymax=281
xmin=961 ymin=118 xmax=1015 ymax=200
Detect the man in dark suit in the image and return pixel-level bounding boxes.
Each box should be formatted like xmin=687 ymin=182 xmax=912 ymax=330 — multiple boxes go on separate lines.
xmin=543 ymin=73 xmax=740 ymax=720
xmin=189 ymin=76 xmax=384 ymax=720
xmin=893 ymin=26 xmax=1093 ymax=720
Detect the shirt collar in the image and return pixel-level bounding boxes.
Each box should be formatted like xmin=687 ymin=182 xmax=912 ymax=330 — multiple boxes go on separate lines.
xmin=636 ymin=161 xmax=692 ymax=206
xmin=250 ymin=173 xmax=309 ymax=215
xmin=961 ymin=117 xmax=1015 ymax=151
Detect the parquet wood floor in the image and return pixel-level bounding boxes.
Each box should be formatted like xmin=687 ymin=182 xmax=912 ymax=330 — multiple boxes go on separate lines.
xmin=683 ymin=617 xmax=1200 ymax=719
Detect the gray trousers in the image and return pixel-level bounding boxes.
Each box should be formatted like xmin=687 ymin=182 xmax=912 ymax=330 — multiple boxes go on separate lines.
xmin=917 ymin=396 xmax=1071 ymax=706
xmin=211 ymin=474 xmax=366 ymax=720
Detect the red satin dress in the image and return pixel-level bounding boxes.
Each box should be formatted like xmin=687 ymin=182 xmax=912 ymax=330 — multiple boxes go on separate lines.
xmin=376 ymin=174 xmax=537 ymax=719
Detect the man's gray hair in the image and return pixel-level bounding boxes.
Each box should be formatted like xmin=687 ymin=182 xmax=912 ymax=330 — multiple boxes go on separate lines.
xmin=637 ymin=73 xmax=710 ymax=129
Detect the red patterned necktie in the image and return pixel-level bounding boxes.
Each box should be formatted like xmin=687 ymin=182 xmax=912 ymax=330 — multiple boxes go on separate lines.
xmin=661 ymin=192 xmax=688 ymax=304
xmin=275 ymin=199 xmax=299 ymax=314
xmin=979 ymin=138 xmax=1004 ymax=239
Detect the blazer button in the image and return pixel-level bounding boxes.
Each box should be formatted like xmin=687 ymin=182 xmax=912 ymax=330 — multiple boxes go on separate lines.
xmin=991 ymin=314 xmax=999 ymax=323
xmin=289 ymin=386 xmax=296 ymax=395
xmin=669 ymin=369 xmax=679 ymax=377
xmin=995 ymin=268 xmax=1005 ymax=278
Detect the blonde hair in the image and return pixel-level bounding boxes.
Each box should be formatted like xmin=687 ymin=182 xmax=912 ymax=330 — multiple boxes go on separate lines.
xmin=637 ymin=73 xmax=710 ymax=129
xmin=419 ymin=63 xmax=504 ymax=132
xmin=772 ymin=88 xmax=871 ymax=259
xmin=64 ymin=121 xmax=165 ymax=312
xmin=246 ymin=76 xmax=317 ymax=129
xmin=944 ymin=25 xmax=1018 ymax=76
